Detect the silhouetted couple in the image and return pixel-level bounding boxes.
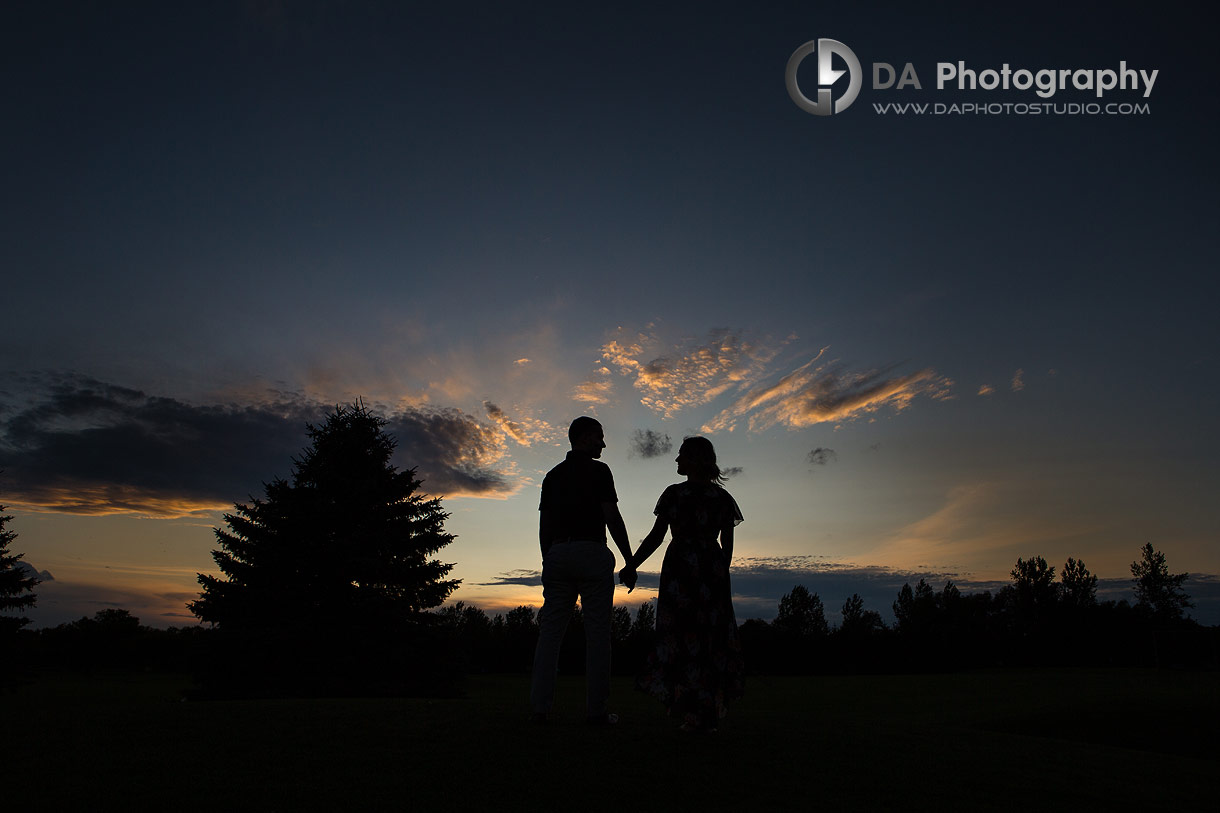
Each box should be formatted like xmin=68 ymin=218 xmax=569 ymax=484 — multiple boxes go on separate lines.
xmin=530 ymin=417 xmax=744 ymax=732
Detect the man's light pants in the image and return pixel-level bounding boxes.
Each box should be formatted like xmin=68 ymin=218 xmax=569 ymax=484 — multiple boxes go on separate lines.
xmin=529 ymin=540 xmax=615 ymax=716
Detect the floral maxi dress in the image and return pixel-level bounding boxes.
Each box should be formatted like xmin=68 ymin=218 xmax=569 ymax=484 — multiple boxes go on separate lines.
xmin=637 ymin=482 xmax=745 ymax=729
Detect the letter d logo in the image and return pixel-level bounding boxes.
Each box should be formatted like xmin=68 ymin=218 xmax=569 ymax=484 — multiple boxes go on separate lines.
xmin=786 ymin=38 xmax=862 ymax=116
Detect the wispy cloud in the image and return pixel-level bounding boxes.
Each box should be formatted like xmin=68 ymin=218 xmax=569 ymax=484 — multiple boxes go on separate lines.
xmin=1011 ymin=369 xmax=1025 ymax=392
xmin=572 ymin=366 xmax=614 ymax=405
xmin=585 ymin=327 xmax=953 ymax=435
xmin=598 ymin=328 xmax=786 ymax=419
xmin=0 ymin=375 xmax=521 ymax=517
xmin=703 ymin=354 xmax=953 ymax=433
xmin=629 ymin=429 xmax=672 ymax=459
xmin=483 ymin=401 xmax=554 ymax=447
xmin=475 ymin=569 xmax=542 ymax=587
xmin=863 ymin=482 xmax=1103 ymax=575
xmin=572 ymin=380 xmax=614 ymax=405
xmin=977 ymin=384 xmax=995 ymax=396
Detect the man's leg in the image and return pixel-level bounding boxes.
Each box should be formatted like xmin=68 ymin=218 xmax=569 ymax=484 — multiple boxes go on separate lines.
xmin=578 ymin=543 xmax=616 ymax=718
xmin=530 ymin=546 xmax=577 ymax=715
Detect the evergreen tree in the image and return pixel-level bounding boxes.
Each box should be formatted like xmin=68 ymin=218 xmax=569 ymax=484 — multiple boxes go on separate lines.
xmin=1130 ymin=542 xmax=1192 ymax=624
xmin=0 ymin=503 xmax=39 ymax=633
xmin=190 ymin=403 xmax=459 ymax=632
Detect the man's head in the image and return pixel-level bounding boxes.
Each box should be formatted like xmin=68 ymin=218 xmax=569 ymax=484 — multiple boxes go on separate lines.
xmin=568 ymin=416 xmax=605 ymax=457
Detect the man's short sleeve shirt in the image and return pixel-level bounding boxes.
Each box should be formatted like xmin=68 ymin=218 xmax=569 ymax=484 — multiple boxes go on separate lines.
xmin=539 ymin=451 xmax=618 ymax=543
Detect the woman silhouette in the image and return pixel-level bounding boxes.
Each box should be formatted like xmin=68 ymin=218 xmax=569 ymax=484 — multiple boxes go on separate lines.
xmin=624 ymin=436 xmax=744 ymax=732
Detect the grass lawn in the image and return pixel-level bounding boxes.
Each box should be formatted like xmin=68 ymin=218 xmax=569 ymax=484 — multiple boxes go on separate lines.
xmin=9 ymin=667 xmax=1217 ymax=810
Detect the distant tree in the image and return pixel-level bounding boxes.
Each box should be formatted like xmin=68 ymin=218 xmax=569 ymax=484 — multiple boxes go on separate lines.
xmin=504 ymin=605 xmax=538 ymax=636
xmin=1011 ymin=556 xmax=1057 ymax=604
xmin=0 ymin=503 xmax=39 ymax=634
xmin=627 ymin=598 xmax=658 ymax=656
xmin=1060 ymin=557 xmax=1098 ymax=608
xmin=838 ymin=593 xmax=885 ymax=637
xmin=1002 ymin=556 xmax=1060 ymax=644
xmin=632 ymin=599 xmax=656 ymax=636
xmin=1130 ymin=543 xmax=1192 ymax=623
xmin=940 ymin=581 xmax=961 ymax=606
xmin=892 ymin=579 xmax=938 ymax=636
xmin=619 ymin=599 xmax=657 ymax=670
xmin=499 ymin=605 xmax=539 ymax=671
xmin=611 ymin=606 xmax=632 ymax=644
xmin=936 ymin=581 xmax=981 ymax=643
xmin=86 ymin=608 xmax=142 ymax=634
xmin=437 ymin=602 xmax=491 ymax=636
xmin=436 ymin=602 xmax=494 ymax=671
xmin=736 ymin=618 xmax=773 ymax=655
xmin=191 ymin=403 xmax=458 ymax=631
xmin=774 ymin=585 xmax=829 ymax=638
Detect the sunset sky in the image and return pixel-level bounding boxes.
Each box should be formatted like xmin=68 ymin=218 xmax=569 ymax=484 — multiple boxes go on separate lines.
xmin=3 ymin=1 xmax=1217 ymax=628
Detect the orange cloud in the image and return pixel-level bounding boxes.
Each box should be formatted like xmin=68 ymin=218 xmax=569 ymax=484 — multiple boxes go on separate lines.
xmin=599 ymin=328 xmax=786 ymax=418
xmin=5 ymin=483 xmax=226 ymax=519
xmin=703 ymin=355 xmax=952 ymax=433
xmin=572 ymin=366 xmax=615 ymax=405
xmin=482 ymin=401 xmax=555 ymax=447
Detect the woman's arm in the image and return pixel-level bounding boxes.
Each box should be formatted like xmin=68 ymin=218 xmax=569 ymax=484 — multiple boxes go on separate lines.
xmin=631 ymin=515 xmax=669 ymax=569
xmin=720 ymin=523 xmax=734 ymax=567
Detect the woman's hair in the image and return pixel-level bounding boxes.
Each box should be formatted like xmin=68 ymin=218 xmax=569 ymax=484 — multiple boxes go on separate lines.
xmin=680 ymin=436 xmax=725 ymax=484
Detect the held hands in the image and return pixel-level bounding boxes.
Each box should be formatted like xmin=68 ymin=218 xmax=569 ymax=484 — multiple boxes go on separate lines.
xmin=618 ymin=564 xmax=638 ymax=593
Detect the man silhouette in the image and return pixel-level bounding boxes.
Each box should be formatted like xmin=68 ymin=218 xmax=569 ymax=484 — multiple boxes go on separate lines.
xmin=530 ymin=416 xmax=635 ymax=724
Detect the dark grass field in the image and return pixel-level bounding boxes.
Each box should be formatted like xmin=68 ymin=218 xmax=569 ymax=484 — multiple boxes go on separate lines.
xmin=10 ymin=667 xmax=1217 ymax=811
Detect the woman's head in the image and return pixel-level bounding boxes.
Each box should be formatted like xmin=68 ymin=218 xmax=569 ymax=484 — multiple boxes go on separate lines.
xmin=676 ymin=436 xmax=724 ymax=484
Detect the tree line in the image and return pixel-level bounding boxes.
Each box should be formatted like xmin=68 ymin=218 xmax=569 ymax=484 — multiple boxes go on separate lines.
xmin=739 ymin=545 xmax=1210 ymax=673
xmin=9 ymin=540 xmax=1211 ymax=685
xmin=405 ymin=542 xmax=1213 ymax=675
xmin=1 ymin=405 xmax=1214 ymax=694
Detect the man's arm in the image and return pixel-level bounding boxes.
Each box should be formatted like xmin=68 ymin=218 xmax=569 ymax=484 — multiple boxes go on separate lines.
xmin=539 ymin=509 xmax=557 ymax=558
xmin=602 ymin=502 xmax=633 ymax=566
xmin=720 ymin=522 xmax=734 ymax=567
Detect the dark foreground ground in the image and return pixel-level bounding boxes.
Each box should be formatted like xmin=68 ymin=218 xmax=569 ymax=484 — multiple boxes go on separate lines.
xmin=9 ymin=667 xmax=1217 ymax=810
